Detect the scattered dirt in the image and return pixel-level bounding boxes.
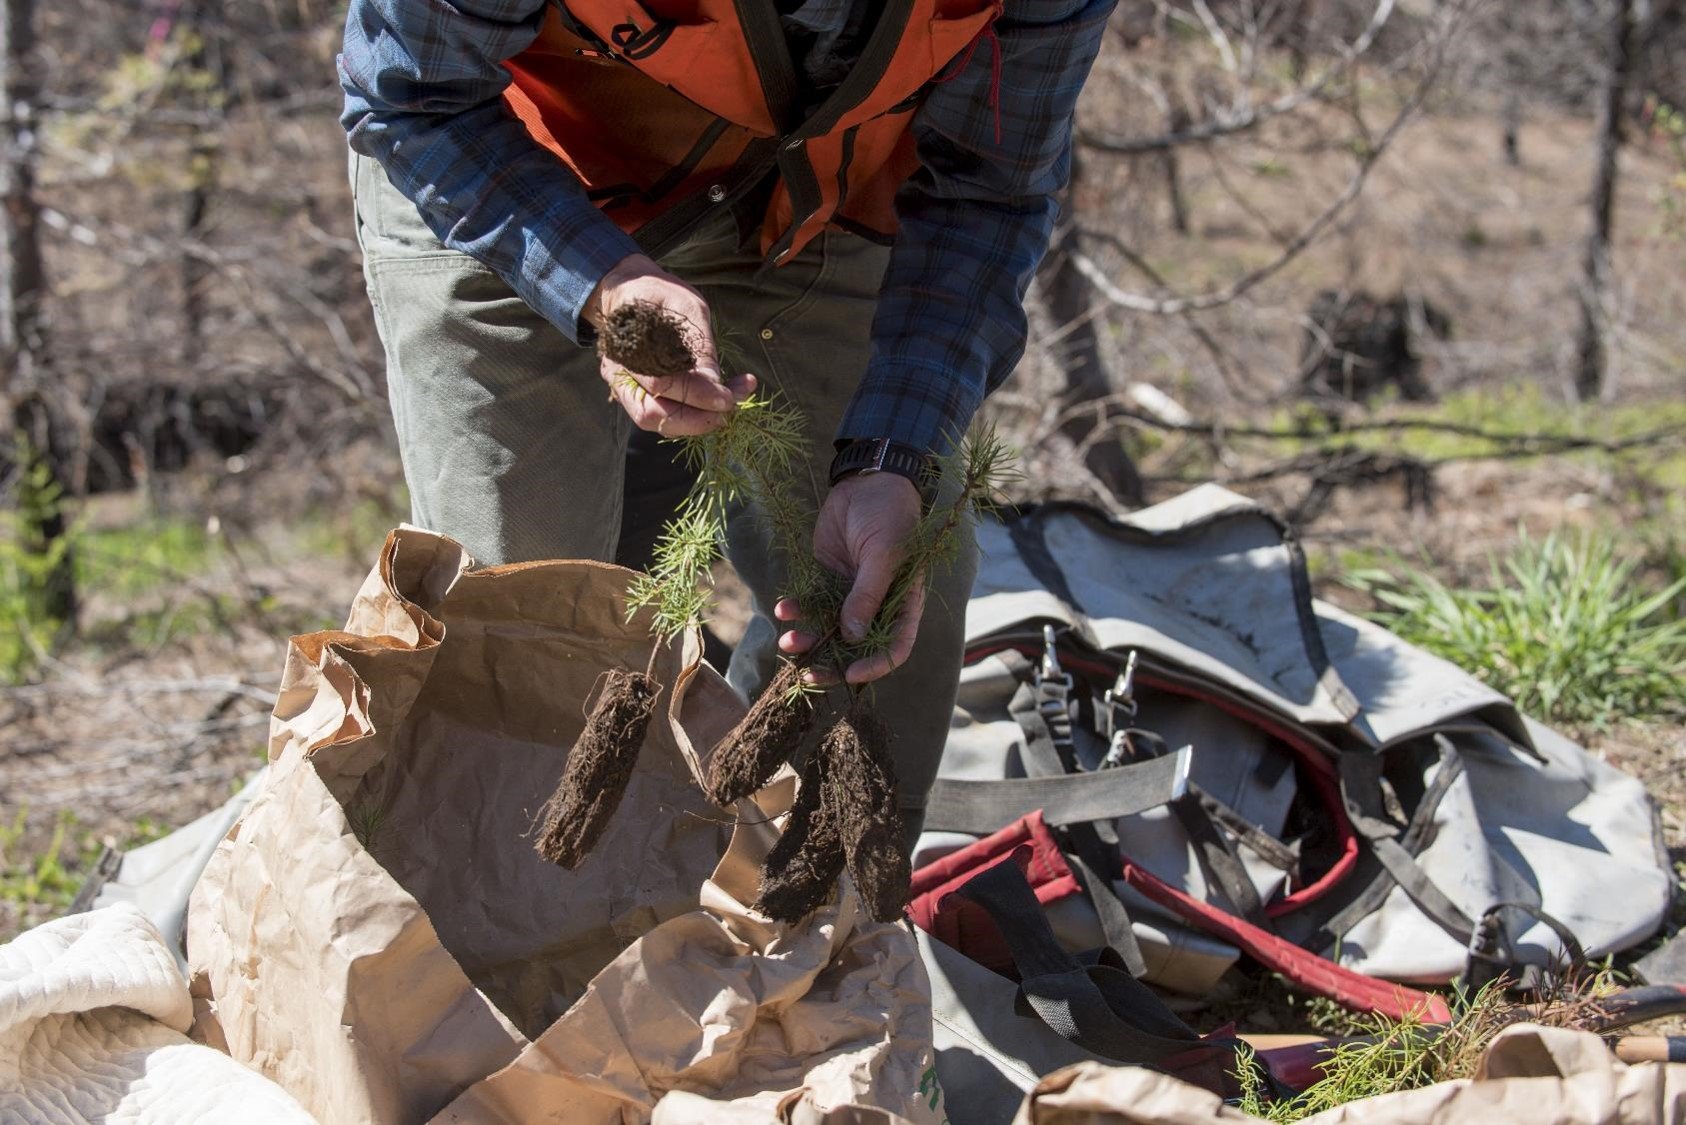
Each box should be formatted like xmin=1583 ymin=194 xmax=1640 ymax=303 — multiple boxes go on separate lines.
xmin=705 ymin=661 xmax=815 ymax=805
xmin=534 ymin=668 xmax=659 ymax=870
xmin=598 ymin=300 xmax=696 ymax=379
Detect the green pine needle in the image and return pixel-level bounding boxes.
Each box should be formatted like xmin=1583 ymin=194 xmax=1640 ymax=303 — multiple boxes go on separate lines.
xmin=629 ymin=403 xmax=1017 ymax=677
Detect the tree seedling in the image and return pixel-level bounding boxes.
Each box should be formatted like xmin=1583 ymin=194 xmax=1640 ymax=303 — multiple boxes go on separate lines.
xmin=533 ymin=301 xmax=1012 ymax=925
xmin=532 ymin=300 xmax=700 ymax=870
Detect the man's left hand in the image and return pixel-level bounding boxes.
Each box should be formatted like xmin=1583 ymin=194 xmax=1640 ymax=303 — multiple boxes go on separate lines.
xmin=776 ymin=471 xmax=924 ymax=685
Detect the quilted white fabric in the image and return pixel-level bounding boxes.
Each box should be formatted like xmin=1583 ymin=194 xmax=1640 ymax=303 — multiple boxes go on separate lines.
xmin=0 ymin=903 xmax=312 ymax=1124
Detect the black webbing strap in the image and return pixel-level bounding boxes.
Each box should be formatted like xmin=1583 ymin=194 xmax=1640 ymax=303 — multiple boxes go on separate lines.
xmin=1339 ymin=749 xmax=1479 ymax=946
xmin=1008 ymin=678 xmax=1076 ymax=777
xmin=1192 ymin=783 xmax=1302 ymax=875
xmin=1172 ymin=788 xmax=1270 ymax=928
xmin=1289 ymin=737 xmax=1467 ymax=954
xmin=1463 ymin=901 xmax=1589 ymax=993
xmin=1062 ymin=829 xmax=1149 ymax=978
xmin=953 ymin=857 xmax=1215 ymax=1066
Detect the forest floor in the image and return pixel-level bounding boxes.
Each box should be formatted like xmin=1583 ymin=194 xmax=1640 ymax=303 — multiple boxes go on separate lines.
xmin=1 ymin=95 xmax=1682 ymax=1047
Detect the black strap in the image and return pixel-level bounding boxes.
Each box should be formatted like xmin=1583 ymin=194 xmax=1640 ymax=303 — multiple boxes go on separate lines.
xmin=1004 ymin=513 xmax=1081 ymax=612
xmin=1172 ymin=787 xmax=1269 ymax=928
xmin=1192 ymin=783 xmax=1301 ymax=875
xmin=1061 ymin=828 xmax=1149 ymax=978
xmin=609 ymin=18 xmax=677 ymax=58
xmin=1338 ymin=749 xmax=1479 ymax=946
xmin=1463 ymin=901 xmax=1589 ymax=993
xmin=953 ymin=857 xmax=1215 ymax=1066
xmin=1008 ymin=679 xmax=1073 ymax=778
xmin=1288 ymin=736 xmax=1466 ymax=953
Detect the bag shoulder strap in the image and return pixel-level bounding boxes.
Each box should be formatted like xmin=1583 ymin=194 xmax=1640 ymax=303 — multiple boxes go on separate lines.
xmin=950 ymin=853 xmax=1226 ymax=1069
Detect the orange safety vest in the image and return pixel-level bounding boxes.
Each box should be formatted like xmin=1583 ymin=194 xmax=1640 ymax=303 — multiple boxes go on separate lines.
xmin=502 ymin=0 xmax=1001 ymax=263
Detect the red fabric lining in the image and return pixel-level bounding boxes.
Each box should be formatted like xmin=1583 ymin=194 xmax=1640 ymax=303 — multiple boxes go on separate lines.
xmin=910 ymin=810 xmax=1452 ymax=1022
xmin=909 ymin=816 xmax=1077 ymax=976
xmin=1119 ymin=850 xmax=1452 ymax=1023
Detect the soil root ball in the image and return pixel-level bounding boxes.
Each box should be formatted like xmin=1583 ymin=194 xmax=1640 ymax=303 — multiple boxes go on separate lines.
xmin=534 ymin=669 xmax=660 ymax=870
xmin=598 ymin=300 xmax=696 ymax=379
xmin=826 ymin=707 xmax=910 ymax=923
xmin=705 ymin=662 xmax=814 ymax=804
xmin=755 ymin=746 xmax=845 ymax=922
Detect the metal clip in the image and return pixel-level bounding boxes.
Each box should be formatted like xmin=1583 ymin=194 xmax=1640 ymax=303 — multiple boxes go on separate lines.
xmin=1099 ymin=651 xmax=1138 ymax=739
xmin=1035 ymin=624 xmax=1071 ymax=691
xmin=1100 ymin=728 xmax=1135 ymax=769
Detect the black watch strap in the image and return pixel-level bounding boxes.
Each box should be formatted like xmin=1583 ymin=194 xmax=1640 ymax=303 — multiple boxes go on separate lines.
xmin=829 ymin=438 xmax=939 ymax=501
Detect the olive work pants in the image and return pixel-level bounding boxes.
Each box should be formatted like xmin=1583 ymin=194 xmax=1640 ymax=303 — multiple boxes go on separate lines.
xmin=350 ymin=153 xmax=978 ymax=836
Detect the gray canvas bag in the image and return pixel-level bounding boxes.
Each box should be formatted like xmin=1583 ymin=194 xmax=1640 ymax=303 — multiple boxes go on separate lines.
xmin=916 ymin=485 xmax=1670 ymax=1018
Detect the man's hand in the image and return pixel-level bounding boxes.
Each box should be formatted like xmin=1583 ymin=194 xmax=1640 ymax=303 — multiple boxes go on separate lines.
xmin=777 ymin=472 xmax=924 ymax=685
xmin=585 ymin=253 xmax=754 ymax=436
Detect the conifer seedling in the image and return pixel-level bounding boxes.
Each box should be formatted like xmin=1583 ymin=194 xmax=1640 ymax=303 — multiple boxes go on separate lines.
xmin=535 ymin=305 xmax=1014 ymax=925
xmin=532 ymin=300 xmax=703 ymax=869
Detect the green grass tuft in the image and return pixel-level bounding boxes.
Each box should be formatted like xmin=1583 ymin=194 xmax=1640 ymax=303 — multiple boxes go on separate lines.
xmin=1233 ymin=976 xmax=1609 ymax=1120
xmin=0 ymin=809 xmax=172 ymax=938
xmin=1346 ymin=532 xmax=1686 ymax=725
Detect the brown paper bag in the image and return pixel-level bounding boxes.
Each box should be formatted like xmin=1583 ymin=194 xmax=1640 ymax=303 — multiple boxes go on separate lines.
xmin=1010 ymin=1025 xmax=1686 ymax=1124
xmin=187 ymin=529 xmax=943 ymax=1125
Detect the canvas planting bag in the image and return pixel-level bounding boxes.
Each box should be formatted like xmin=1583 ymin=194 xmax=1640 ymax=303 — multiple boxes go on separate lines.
xmin=913 ymin=486 xmax=1670 ymax=1003
xmin=187 ymin=528 xmax=943 ymax=1124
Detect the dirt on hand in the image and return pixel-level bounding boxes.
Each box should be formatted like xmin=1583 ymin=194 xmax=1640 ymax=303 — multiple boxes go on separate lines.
xmin=534 ymin=668 xmax=660 ymax=869
xmin=598 ymin=300 xmax=696 ymax=379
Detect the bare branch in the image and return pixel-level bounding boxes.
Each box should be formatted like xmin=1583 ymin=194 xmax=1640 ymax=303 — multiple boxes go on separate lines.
xmin=1068 ymin=8 xmax=1460 ymax=317
xmin=1082 ymin=0 xmax=1397 ymax=154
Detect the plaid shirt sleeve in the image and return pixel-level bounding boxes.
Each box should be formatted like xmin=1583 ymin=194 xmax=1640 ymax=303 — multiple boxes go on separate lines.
xmin=839 ymin=0 xmax=1117 ymax=454
xmin=338 ymin=0 xmax=641 ymax=342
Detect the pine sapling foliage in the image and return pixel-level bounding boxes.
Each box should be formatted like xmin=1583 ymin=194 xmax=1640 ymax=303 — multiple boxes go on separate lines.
xmin=630 ymin=394 xmax=1013 ymax=922
xmin=532 ymin=299 xmax=701 ymax=872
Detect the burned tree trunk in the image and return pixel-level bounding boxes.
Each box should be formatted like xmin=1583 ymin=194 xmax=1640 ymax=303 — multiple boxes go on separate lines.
xmin=1037 ymin=148 xmax=1145 ymax=508
xmin=1162 ymin=100 xmax=1191 ymax=236
xmin=2 ymin=0 xmax=75 ymax=629
xmin=1574 ymin=0 xmax=1636 ymax=403
xmin=179 ymin=2 xmax=230 ymax=361
xmin=1 ymin=0 xmax=44 ymax=384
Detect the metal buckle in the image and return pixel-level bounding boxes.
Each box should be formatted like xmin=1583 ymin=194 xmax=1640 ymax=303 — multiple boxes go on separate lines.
xmin=1033 ymin=624 xmax=1072 ymax=693
xmin=1098 ymin=652 xmax=1141 ymax=769
xmin=1100 ymin=651 xmax=1138 ymax=735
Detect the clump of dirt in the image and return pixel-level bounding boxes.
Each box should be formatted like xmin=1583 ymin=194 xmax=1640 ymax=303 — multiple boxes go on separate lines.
xmin=598 ymin=300 xmax=696 ymax=378
xmin=705 ymin=661 xmax=815 ymax=804
xmin=534 ymin=668 xmax=659 ymax=869
xmin=753 ymin=700 xmax=910 ymax=924
xmin=824 ymin=705 xmax=909 ymax=923
xmin=755 ymin=745 xmax=845 ymax=921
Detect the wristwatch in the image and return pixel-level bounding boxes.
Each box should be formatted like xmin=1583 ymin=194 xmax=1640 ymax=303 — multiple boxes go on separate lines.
xmin=828 ymin=438 xmax=939 ymax=506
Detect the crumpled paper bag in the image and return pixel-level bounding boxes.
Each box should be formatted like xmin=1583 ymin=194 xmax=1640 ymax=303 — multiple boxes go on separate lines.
xmin=1012 ymin=1023 xmax=1686 ymax=1124
xmin=187 ymin=528 xmax=943 ymax=1124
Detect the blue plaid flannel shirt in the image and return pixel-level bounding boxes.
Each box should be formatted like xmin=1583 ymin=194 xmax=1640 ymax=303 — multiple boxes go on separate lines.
xmin=340 ymin=0 xmax=1115 ymax=453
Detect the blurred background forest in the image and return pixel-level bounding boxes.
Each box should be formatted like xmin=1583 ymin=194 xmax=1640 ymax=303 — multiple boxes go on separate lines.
xmin=0 ymin=0 xmax=1683 ymax=938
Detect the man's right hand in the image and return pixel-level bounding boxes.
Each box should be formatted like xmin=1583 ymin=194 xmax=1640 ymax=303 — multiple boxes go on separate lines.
xmin=584 ymin=253 xmax=754 ymax=436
